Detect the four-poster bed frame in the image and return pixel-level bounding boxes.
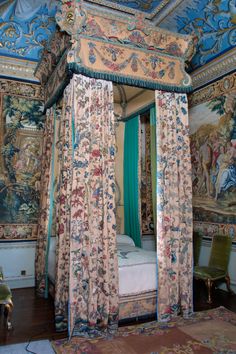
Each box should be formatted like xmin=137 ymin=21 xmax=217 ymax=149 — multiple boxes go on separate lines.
xmin=35 ymin=0 xmax=194 ymax=335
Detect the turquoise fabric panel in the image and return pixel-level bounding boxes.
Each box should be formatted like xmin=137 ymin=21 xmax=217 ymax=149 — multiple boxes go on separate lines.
xmin=123 ymin=116 xmax=141 ymax=248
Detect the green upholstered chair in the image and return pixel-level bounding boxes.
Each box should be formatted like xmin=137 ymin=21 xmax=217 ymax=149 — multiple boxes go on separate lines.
xmin=194 ymin=235 xmax=233 ymax=304
xmin=0 ymin=266 xmax=13 ymax=329
xmin=193 ymin=231 xmax=202 ymax=267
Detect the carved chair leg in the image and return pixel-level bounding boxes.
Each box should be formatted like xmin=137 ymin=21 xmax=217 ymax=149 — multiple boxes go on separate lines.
xmin=205 ymin=279 xmax=213 ymax=304
xmin=4 ymin=299 xmax=13 ymax=330
xmin=225 ymin=274 xmax=234 ymax=295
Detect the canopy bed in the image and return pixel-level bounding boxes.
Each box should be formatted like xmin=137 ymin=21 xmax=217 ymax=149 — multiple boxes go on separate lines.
xmin=35 ymin=0 xmax=194 ymax=338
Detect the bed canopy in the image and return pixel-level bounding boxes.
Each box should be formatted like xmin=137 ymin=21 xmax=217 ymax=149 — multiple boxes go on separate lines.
xmin=35 ymin=0 xmax=194 ymax=337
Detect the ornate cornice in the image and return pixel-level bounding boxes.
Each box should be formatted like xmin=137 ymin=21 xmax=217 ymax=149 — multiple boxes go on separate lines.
xmin=191 ymin=47 xmax=236 ymax=90
xmin=189 ymin=71 xmax=236 ymax=107
xmin=152 ymin=0 xmax=184 ymax=25
xmin=0 ymin=56 xmax=39 ymax=83
xmin=0 ymin=78 xmax=44 ymax=100
xmin=86 ymin=0 xmax=172 ymax=20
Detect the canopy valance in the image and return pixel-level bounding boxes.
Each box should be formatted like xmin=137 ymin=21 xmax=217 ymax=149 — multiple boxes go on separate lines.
xmin=35 ymin=0 xmax=195 ymax=109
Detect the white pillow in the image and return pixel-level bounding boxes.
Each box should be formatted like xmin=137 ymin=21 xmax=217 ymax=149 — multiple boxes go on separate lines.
xmin=116 ymin=234 xmax=135 ymax=246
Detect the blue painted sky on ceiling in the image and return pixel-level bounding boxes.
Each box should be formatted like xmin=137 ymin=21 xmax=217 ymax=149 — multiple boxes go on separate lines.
xmin=0 ymin=0 xmax=235 ymax=72
xmin=0 ymin=0 xmax=57 ymax=61
xmin=100 ymin=0 xmax=163 ymax=13
xmin=158 ymin=0 xmax=236 ymax=71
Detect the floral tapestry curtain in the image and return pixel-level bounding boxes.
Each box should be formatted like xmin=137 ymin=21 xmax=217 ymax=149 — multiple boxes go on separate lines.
xmin=54 ymin=87 xmax=73 ymax=332
xmin=68 ymin=74 xmax=118 ymax=337
xmin=155 ymin=91 xmax=193 ymax=321
xmin=36 ymin=74 xmax=118 ymax=336
xmin=35 ymin=107 xmax=55 ymax=296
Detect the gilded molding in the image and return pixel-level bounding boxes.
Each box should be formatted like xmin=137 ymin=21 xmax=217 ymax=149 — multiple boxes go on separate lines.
xmin=86 ymin=0 xmax=172 ymax=20
xmin=0 ymin=56 xmax=39 ymax=83
xmin=189 ymin=71 xmax=236 ymax=107
xmin=0 ymin=78 xmax=44 ymax=100
xmin=191 ymin=48 xmax=236 ymax=90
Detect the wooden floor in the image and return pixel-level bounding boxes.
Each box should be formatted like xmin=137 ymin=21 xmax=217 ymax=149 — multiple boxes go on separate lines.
xmin=0 ymin=282 xmax=236 ymax=346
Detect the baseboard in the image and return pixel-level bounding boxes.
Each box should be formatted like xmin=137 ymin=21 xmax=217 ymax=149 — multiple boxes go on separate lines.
xmin=5 ymin=275 xmax=35 ymax=289
xmin=218 ymin=280 xmax=236 ymax=293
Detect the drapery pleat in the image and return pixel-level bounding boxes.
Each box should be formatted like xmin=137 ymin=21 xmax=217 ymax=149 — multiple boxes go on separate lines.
xmin=155 ymin=91 xmax=193 ymax=321
xmin=35 ymin=74 xmax=119 ymax=336
xmin=35 ymin=107 xmax=56 ymax=297
xmin=150 ymin=107 xmax=157 ymax=232
xmin=54 ymin=86 xmax=73 ymax=332
xmin=69 ymin=75 xmax=118 ymax=337
xmin=123 ymin=116 xmax=142 ymax=248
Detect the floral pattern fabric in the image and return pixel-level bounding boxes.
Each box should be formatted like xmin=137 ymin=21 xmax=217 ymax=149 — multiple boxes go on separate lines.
xmin=155 ymin=91 xmax=193 ymax=321
xmin=35 ymin=75 xmax=119 ymax=336
xmin=68 ymin=75 xmax=118 ymax=337
xmin=35 ymin=107 xmax=55 ymax=295
xmin=54 ymin=88 xmax=73 ymax=332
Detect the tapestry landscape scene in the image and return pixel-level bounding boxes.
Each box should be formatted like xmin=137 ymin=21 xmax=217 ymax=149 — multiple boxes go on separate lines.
xmin=190 ymin=92 xmax=236 ymax=227
xmin=0 ymin=94 xmax=44 ymax=225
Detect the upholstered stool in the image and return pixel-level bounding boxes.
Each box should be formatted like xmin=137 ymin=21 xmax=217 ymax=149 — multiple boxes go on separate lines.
xmin=0 ymin=266 xmax=13 ymax=329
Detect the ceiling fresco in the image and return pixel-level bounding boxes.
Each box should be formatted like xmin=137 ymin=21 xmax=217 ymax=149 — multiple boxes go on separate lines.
xmin=157 ymin=0 xmax=236 ymax=71
xmin=0 ymin=0 xmax=57 ymax=61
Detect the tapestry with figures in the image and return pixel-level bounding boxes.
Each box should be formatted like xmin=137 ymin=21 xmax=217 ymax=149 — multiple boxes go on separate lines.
xmin=0 ymin=84 xmax=44 ymax=240
xmin=189 ymin=73 xmax=236 ymax=241
xmin=140 ymin=113 xmax=154 ymax=235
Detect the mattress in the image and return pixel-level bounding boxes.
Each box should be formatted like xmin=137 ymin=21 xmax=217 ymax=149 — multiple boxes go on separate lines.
xmin=47 ymin=235 xmax=157 ymax=296
xmin=117 ymin=243 xmax=157 ymax=296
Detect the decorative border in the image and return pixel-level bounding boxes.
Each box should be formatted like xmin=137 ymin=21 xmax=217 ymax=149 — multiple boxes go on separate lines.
xmin=189 ymin=71 xmax=236 ymax=108
xmin=191 ymin=47 xmax=236 ymax=91
xmin=0 ymin=224 xmax=38 ymax=241
xmin=0 ymin=78 xmax=44 ymax=100
xmin=193 ymin=221 xmax=236 ymax=242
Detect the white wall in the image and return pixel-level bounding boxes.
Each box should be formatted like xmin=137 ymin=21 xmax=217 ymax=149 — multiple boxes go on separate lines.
xmin=0 ymin=241 xmax=36 ymax=289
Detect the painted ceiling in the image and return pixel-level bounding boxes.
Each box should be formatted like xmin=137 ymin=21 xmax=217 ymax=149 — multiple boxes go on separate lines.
xmin=0 ymin=0 xmax=57 ymax=62
xmin=0 ymin=0 xmax=235 ymax=77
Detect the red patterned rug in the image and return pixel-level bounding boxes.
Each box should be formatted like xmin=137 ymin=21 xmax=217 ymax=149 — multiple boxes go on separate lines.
xmin=52 ymin=307 xmax=236 ymax=354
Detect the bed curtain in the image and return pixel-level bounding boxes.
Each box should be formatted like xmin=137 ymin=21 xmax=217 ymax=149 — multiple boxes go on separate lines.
xmin=155 ymin=91 xmax=193 ymax=321
xmin=123 ymin=116 xmax=142 ymax=248
xmin=36 ymin=74 xmax=119 ymax=337
xmin=35 ymin=106 xmax=57 ymax=296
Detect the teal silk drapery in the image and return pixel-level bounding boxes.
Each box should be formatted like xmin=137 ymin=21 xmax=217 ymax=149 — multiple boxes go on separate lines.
xmin=150 ymin=106 xmax=157 ymax=232
xmin=123 ymin=116 xmax=141 ymax=248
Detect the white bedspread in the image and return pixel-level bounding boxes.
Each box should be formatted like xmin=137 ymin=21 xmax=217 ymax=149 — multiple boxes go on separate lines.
xmin=118 ymin=243 xmax=157 ymax=296
xmin=48 ymin=236 xmax=157 ymax=296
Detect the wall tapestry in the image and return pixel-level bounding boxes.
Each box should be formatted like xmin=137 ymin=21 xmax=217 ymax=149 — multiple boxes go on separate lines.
xmin=140 ymin=113 xmax=154 ymax=235
xmin=189 ymin=73 xmax=236 ymax=241
xmin=0 ymin=92 xmax=44 ymax=240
